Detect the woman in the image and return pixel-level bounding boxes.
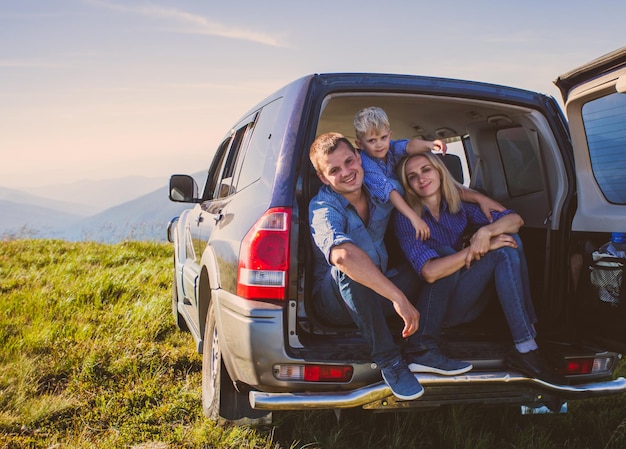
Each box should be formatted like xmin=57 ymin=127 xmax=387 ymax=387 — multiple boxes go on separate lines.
xmin=393 ymin=152 xmax=559 ymax=383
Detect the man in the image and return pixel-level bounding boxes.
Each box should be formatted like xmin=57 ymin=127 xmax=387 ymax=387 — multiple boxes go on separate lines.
xmin=308 ymin=132 xmax=473 ymax=401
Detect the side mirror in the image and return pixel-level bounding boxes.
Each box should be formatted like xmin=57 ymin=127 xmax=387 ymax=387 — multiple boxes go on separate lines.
xmin=169 ymin=174 xmax=200 ymax=203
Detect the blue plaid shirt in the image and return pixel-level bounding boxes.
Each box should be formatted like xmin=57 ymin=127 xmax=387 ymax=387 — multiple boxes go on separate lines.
xmin=309 ymin=184 xmax=394 ymax=293
xmin=360 ymin=139 xmax=409 ymax=202
xmin=393 ymin=199 xmax=513 ymax=278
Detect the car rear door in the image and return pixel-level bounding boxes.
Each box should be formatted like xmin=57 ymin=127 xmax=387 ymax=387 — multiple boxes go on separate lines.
xmin=555 ymin=46 xmax=626 ymax=350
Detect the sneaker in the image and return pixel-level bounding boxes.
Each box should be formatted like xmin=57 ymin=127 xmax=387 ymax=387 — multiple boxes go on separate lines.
xmin=506 ymin=348 xmax=561 ymax=384
xmin=381 ymin=358 xmax=424 ymax=401
xmin=407 ymin=348 xmax=473 ymax=375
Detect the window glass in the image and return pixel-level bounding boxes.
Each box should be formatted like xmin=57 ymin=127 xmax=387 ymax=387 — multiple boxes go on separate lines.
xmin=582 ymin=92 xmax=626 ymax=204
xmin=497 ymin=127 xmax=543 ymax=197
xmin=202 ymin=137 xmax=230 ymax=200
xmin=237 ymin=98 xmax=283 ymax=191
xmin=216 ymin=121 xmax=255 ymax=198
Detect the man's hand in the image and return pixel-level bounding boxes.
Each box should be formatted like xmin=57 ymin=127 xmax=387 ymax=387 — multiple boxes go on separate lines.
xmin=393 ymin=298 xmax=421 ymax=338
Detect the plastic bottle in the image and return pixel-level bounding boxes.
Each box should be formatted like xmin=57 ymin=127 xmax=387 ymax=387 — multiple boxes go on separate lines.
xmin=612 ymin=232 xmax=626 ymax=244
xmin=609 ymin=232 xmax=626 ymax=257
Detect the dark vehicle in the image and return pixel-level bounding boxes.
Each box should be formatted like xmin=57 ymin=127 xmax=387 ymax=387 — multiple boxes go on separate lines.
xmin=168 ymin=47 xmax=626 ymax=425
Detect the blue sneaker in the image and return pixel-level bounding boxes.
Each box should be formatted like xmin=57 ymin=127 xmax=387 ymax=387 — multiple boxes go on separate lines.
xmin=381 ymin=358 xmax=424 ymax=401
xmin=407 ymin=348 xmax=472 ymax=375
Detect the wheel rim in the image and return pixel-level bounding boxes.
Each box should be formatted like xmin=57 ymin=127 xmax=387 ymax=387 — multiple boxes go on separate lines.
xmin=208 ymin=324 xmax=220 ymax=397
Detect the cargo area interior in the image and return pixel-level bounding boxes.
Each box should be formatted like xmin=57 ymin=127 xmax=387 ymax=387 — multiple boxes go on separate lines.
xmin=293 ymin=91 xmax=625 ymax=371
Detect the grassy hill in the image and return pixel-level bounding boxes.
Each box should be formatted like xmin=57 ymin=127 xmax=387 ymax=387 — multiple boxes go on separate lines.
xmin=1 ymin=240 xmax=626 ymax=448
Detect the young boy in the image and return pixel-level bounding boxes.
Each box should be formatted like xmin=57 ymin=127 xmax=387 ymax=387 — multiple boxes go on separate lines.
xmin=354 ymin=106 xmax=447 ymax=240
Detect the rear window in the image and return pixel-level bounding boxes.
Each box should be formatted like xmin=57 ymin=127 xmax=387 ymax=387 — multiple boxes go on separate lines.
xmin=582 ymin=92 xmax=626 ymax=204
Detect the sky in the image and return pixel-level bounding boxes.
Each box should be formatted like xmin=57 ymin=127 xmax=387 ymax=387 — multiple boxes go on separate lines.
xmin=1 ymin=0 xmax=625 ymax=190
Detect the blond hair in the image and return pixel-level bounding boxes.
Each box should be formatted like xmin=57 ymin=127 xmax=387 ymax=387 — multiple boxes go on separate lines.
xmin=309 ymin=132 xmax=356 ymax=172
xmin=397 ymin=152 xmax=462 ymax=216
xmin=353 ymin=106 xmax=390 ymax=139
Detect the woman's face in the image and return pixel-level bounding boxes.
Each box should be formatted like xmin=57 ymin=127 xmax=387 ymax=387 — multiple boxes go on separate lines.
xmin=404 ymin=155 xmax=441 ymax=199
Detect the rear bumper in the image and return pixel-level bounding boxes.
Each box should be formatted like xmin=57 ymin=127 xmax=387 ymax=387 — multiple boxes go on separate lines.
xmin=249 ymin=371 xmax=626 ymax=411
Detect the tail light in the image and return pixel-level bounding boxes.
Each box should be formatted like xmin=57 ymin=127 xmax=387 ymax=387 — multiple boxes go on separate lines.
xmin=237 ymin=207 xmax=291 ymax=300
xmin=559 ymin=356 xmax=614 ymax=375
xmin=274 ymin=364 xmax=354 ymax=382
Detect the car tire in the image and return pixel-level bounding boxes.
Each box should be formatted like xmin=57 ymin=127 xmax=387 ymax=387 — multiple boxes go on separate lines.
xmin=201 ymin=300 xmax=272 ymax=426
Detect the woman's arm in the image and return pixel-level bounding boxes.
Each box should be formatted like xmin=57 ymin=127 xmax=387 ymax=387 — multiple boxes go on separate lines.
xmin=465 ymin=213 xmax=524 ymax=267
xmin=421 ymin=213 xmax=524 ymax=282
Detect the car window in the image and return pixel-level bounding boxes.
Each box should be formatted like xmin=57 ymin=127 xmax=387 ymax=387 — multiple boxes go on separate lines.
xmin=216 ymin=119 xmax=256 ymax=199
xmin=497 ymin=127 xmax=544 ymax=197
xmin=236 ymin=98 xmax=283 ymax=191
xmin=202 ymin=137 xmax=231 ymax=200
xmin=582 ymin=92 xmax=626 ymax=204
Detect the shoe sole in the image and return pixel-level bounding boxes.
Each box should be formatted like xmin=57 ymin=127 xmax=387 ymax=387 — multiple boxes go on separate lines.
xmin=408 ymin=362 xmax=473 ymax=376
xmin=381 ymin=372 xmax=425 ymax=401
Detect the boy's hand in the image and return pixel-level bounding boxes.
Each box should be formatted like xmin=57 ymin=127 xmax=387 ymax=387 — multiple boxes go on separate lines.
xmin=431 ymin=139 xmax=447 ymax=155
xmin=412 ymin=217 xmax=430 ymax=241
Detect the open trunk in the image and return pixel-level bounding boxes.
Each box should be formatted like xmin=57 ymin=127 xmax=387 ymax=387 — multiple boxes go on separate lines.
xmin=289 ymin=71 xmax=624 ymax=389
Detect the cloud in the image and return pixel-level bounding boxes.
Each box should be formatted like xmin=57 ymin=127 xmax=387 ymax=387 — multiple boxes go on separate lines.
xmin=84 ymin=0 xmax=286 ymax=47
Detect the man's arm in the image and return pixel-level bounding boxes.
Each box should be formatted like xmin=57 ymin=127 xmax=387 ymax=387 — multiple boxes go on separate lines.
xmin=330 ymin=242 xmax=420 ymax=338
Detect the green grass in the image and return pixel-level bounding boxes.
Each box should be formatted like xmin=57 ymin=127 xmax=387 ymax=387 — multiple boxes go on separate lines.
xmin=1 ymin=239 xmax=626 ymax=448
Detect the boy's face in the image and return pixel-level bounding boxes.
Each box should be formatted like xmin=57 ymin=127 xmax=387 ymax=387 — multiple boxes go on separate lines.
xmin=356 ymin=128 xmax=392 ymax=160
xmin=316 ymin=141 xmax=364 ymax=196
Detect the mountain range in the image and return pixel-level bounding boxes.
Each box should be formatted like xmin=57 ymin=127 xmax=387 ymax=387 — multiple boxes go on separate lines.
xmin=0 ymin=174 xmax=204 ymax=243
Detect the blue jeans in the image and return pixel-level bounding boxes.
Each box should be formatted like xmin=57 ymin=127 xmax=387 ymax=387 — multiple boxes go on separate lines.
xmin=409 ymin=234 xmax=537 ymax=354
xmin=313 ymin=263 xmax=421 ymax=369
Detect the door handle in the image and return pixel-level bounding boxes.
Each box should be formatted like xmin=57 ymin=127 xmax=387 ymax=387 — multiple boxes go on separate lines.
xmin=214 ymin=212 xmax=224 ymax=224
xmin=195 ymin=215 xmax=204 ymax=225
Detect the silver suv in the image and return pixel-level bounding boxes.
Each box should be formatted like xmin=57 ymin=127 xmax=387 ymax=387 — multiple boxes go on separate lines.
xmin=168 ymin=47 xmax=626 ymax=425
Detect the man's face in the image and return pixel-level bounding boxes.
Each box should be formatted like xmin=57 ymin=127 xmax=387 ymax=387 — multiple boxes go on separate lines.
xmin=316 ymin=142 xmax=364 ymax=196
xmin=355 ymin=128 xmax=392 ymax=161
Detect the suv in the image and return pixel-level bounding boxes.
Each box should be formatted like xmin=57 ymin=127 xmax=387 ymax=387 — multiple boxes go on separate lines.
xmin=168 ymin=47 xmax=626 ymax=425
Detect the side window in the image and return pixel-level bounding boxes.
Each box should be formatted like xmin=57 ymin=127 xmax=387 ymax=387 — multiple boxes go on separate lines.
xmin=201 ymin=115 xmax=258 ymax=201
xmin=202 ymin=137 xmax=231 ymax=200
xmin=216 ymin=120 xmax=256 ymax=198
xmin=237 ymin=98 xmax=283 ymax=191
xmin=582 ymin=92 xmax=626 ymax=204
xmin=497 ymin=127 xmax=543 ymax=197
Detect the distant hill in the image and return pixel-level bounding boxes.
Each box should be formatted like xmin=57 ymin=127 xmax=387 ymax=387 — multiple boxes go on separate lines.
xmin=0 ymin=199 xmax=83 ymax=240
xmin=21 ymin=176 xmax=169 ymax=215
xmin=61 ymin=186 xmax=190 ymax=243
xmin=1 ymin=172 xmax=207 ymax=243
xmin=0 ymin=186 xmax=93 ymax=216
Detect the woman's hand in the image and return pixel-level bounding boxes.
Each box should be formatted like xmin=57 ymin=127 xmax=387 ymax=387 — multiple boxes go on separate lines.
xmin=465 ymin=227 xmax=492 ymax=268
xmin=488 ymin=233 xmax=518 ymax=251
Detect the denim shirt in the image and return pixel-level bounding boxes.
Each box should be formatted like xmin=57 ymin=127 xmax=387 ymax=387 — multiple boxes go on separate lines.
xmin=393 ymin=199 xmax=513 ymax=278
xmin=360 ymin=139 xmax=409 ymax=203
xmin=309 ymin=184 xmax=394 ymax=293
